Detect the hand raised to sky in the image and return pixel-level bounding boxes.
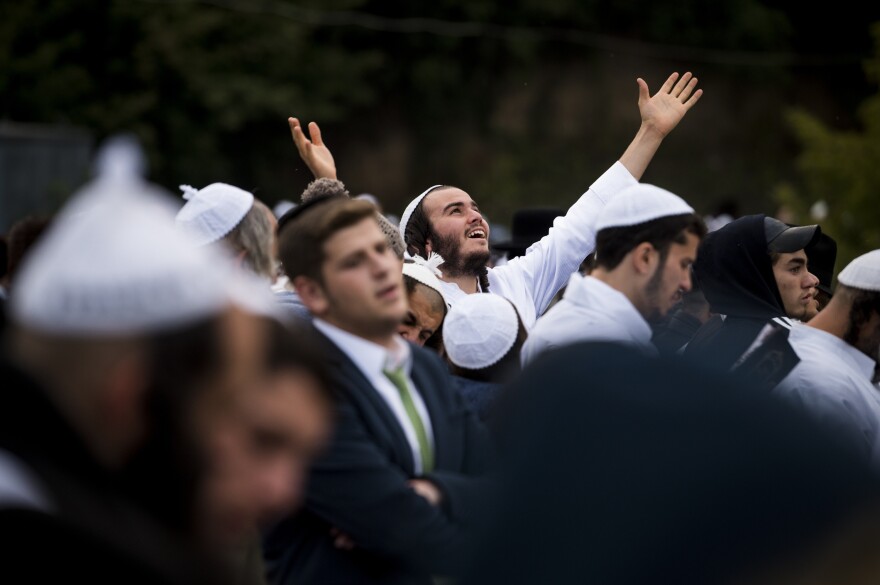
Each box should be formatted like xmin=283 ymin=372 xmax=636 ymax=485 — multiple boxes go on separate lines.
xmin=635 ymin=71 xmax=703 ymax=138
xmin=288 ymin=117 xmax=337 ymax=180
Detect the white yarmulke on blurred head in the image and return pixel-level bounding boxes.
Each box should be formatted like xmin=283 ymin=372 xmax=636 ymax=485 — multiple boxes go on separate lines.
xmin=837 ymin=250 xmax=880 ymax=292
xmin=595 ymin=183 xmax=694 ymax=232
xmin=403 ymin=253 xmax=448 ymax=307
xmin=10 ymin=136 xmax=276 ymax=336
xmin=443 ymin=294 xmax=519 ymax=370
xmin=175 ymin=182 xmax=254 ymax=246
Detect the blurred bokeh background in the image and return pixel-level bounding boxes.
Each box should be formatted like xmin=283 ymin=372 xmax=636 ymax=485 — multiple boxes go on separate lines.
xmin=2 ymin=0 xmax=879 ymax=266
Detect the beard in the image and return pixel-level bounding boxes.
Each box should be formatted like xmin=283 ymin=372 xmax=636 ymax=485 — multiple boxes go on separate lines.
xmin=643 ymin=259 xmax=669 ymax=324
xmin=429 ymin=228 xmax=491 ymax=278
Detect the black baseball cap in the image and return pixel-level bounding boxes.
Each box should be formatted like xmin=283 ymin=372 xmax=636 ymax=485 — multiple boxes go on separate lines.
xmin=764 ymin=216 xmax=821 ymax=253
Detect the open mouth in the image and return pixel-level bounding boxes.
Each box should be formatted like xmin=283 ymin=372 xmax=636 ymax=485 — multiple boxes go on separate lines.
xmin=466 ymin=228 xmax=486 ymax=240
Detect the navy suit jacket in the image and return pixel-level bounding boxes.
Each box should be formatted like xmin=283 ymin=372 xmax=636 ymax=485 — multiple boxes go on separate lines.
xmin=263 ymin=327 xmax=493 ymax=585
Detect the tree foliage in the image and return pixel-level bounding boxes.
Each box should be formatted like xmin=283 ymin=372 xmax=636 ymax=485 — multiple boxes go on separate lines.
xmin=2 ymin=0 xmax=867 ymax=223
xmin=776 ymin=23 xmax=880 ymax=269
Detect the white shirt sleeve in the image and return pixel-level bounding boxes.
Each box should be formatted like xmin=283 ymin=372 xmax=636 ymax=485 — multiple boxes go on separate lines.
xmin=488 ymin=162 xmax=637 ymax=327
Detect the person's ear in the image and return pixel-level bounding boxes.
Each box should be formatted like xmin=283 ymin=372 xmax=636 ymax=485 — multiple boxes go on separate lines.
xmin=631 ymin=242 xmax=658 ymax=276
xmin=294 ymin=275 xmax=330 ymax=315
xmin=424 ymin=238 xmax=434 ymax=256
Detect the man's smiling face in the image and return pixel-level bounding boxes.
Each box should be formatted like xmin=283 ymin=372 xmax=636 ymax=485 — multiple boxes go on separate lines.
xmin=421 ymin=187 xmax=491 ymax=277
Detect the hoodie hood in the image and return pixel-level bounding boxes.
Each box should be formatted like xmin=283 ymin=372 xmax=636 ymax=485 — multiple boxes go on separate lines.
xmin=693 ymin=214 xmax=785 ymax=320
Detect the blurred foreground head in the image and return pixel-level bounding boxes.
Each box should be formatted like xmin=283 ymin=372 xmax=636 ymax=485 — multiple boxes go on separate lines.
xmin=196 ymin=320 xmax=334 ymax=551
xmin=469 ymin=344 xmax=880 ymax=585
xmin=6 ymin=135 xmax=279 ymax=539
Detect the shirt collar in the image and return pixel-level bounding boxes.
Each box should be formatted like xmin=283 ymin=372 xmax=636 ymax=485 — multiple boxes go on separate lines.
xmin=313 ymin=318 xmax=412 ymax=377
xmin=564 ymin=274 xmax=653 ymax=344
xmin=791 ymin=322 xmax=878 ymax=382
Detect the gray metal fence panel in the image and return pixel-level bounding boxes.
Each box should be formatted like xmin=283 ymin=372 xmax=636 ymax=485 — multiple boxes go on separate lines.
xmin=0 ymin=122 xmax=93 ymax=233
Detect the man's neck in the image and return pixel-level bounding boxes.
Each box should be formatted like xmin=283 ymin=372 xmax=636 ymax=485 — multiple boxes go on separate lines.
xmin=442 ymin=273 xmax=479 ymax=294
xmin=806 ymin=305 xmax=848 ymax=340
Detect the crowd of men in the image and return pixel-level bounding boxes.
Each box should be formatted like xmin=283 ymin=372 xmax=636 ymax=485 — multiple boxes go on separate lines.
xmin=2 ymin=71 xmax=880 ymax=584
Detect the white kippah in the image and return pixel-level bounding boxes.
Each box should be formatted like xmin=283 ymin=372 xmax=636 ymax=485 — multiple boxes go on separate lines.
xmin=837 ymin=249 xmax=880 ymax=292
xmin=595 ymin=183 xmax=694 ymax=232
xmin=402 ymin=253 xmax=448 ymax=307
xmin=175 ymin=182 xmax=254 ymax=246
xmin=399 ymin=185 xmax=442 ymax=243
xmin=443 ymin=294 xmax=519 ymax=370
xmin=10 ymin=139 xmax=276 ymax=336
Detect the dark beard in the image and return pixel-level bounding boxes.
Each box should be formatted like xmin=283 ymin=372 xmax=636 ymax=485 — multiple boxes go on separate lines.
xmin=430 ymin=228 xmax=491 ymax=278
xmin=643 ymin=256 xmax=668 ymax=324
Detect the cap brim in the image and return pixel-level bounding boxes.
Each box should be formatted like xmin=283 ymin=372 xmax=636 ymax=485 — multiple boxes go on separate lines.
xmin=768 ymin=225 xmax=820 ymax=253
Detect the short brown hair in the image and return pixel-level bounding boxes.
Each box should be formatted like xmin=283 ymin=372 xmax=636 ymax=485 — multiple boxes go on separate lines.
xmin=277 ymin=197 xmax=377 ymax=282
xmin=225 ymin=199 xmax=275 ymax=279
xmin=595 ymin=214 xmax=706 ymax=271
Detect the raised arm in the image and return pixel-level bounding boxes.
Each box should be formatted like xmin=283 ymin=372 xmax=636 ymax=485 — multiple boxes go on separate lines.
xmin=619 ymin=71 xmax=703 ymax=181
xmin=288 ymin=117 xmax=337 ymax=180
xmin=489 ymin=72 xmax=702 ymax=325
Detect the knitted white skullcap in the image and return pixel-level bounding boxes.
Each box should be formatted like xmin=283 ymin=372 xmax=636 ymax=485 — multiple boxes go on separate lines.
xmin=399 ymin=185 xmax=443 ymax=243
xmin=595 ymin=183 xmax=694 ymax=232
xmin=402 ymin=253 xmax=448 ymax=307
xmin=175 ymin=182 xmax=254 ymax=246
xmin=837 ymin=249 xmax=880 ymax=292
xmin=443 ymin=294 xmax=519 ymax=370
xmin=10 ymin=140 xmax=276 ymax=336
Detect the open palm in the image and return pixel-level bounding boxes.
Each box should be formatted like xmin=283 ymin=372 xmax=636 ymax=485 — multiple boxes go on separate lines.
xmin=288 ymin=117 xmax=337 ymax=180
xmin=637 ymin=72 xmax=702 ymax=138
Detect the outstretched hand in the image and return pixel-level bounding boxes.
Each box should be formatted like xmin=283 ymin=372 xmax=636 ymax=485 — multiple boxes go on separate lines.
xmin=288 ymin=117 xmax=337 ymax=180
xmin=636 ymin=72 xmax=702 ymax=138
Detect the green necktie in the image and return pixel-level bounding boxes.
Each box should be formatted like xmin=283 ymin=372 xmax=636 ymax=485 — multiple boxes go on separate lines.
xmin=383 ymin=367 xmax=434 ymax=473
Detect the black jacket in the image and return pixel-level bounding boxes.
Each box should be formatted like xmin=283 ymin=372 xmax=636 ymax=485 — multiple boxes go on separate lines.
xmin=263 ymin=327 xmax=493 ymax=585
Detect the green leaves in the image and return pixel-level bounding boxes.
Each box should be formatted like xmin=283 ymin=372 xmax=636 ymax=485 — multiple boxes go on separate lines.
xmin=779 ymin=31 xmax=880 ymax=269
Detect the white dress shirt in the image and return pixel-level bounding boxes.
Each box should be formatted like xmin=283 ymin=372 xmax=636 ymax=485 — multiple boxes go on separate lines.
xmin=521 ymin=274 xmax=655 ymax=364
xmin=313 ymin=319 xmax=436 ymax=474
xmin=438 ymin=161 xmax=637 ymax=330
xmin=775 ymin=322 xmax=880 ymax=463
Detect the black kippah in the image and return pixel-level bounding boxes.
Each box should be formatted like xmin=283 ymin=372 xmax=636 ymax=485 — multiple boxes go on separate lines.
xmin=276 ymin=193 xmax=348 ymax=234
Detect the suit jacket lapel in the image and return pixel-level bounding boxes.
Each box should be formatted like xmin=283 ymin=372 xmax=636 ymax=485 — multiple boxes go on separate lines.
xmin=311 ymin=326 xmax=417 ymax=474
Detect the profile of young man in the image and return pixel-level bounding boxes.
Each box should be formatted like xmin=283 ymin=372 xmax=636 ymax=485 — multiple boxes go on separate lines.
xmin=265 ymin=196 xmax=491 ymax=584
xmin=687 ymin=214 xmax=823 ymax=371
xmin=521 ymin=184 xmax=705 ymax=363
